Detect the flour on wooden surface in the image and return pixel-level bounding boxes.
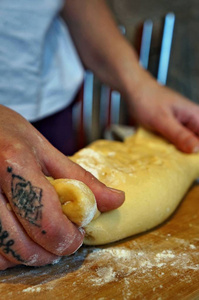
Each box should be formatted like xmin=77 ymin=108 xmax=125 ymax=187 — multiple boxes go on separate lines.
xmin=1 ymin=237 xmax=199 ymax=299
xmin=22 ymin=286 xmax=41 ymax=293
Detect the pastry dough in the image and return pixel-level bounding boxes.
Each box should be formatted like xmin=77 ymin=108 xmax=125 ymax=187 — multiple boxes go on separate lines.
xmin=48 ymin=177 xmax=100 ymax=227
xmin=70 ymin=128 xmax=199 ymax=245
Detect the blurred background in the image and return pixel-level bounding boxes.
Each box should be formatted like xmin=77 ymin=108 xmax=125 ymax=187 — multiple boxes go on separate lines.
xmin=107 ymin=0 xmax=199 ymax=100
xmin=73 ymin=0 xmax=199 ymax=149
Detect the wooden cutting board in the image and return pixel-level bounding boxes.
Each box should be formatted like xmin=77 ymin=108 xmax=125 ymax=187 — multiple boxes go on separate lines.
xmin=1 ymin=184 xmax=199 ymax=300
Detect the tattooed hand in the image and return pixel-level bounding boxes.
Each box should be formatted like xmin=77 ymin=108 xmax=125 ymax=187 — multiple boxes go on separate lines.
xmin=0 ymin=105 xmax=124 ymax=270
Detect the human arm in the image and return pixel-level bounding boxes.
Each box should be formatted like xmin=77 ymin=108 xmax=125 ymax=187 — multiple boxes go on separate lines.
xmin=62 ymin=0 xmax=199 ymax=153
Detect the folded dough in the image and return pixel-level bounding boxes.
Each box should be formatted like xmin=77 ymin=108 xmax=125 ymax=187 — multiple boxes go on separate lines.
xmin=48 ymin=178 xmax=100 ymax=227
xmin=70 ymin=128 xmax=199 ymax=245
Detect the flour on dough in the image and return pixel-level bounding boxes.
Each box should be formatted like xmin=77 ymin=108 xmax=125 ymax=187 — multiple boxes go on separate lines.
xmin=70 ymin=128 xmax=199 ymax=245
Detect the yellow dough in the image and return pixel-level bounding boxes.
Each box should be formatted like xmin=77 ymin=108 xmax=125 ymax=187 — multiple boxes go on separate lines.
xmin=48 ymin=177 xmax=100 ymax=227
xmin=69 ymin=128 xmax=199 ymax=245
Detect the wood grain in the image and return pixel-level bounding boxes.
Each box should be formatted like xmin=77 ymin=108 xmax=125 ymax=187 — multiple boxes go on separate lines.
xmin=1 ymin=184 xmax=199 ymax=300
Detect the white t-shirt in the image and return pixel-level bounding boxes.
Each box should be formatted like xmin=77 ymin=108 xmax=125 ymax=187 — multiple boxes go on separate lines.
xmin=0 ymin=0 xmax=84 ymax=121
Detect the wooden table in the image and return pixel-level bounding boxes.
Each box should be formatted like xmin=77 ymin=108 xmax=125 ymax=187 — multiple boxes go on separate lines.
xmin=1 ymin=184 xmax=199 ymax=300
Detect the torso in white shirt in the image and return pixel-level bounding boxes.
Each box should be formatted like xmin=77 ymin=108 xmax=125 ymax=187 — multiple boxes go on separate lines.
xmin=0 ymin=0 xmax=84 ymax=121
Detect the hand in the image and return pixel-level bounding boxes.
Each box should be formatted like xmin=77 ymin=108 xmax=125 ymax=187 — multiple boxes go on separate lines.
xmin=125 ymin=70 xmax=199 ymax=153
xmin=0 ymin=105 xmax=124 ymax=270
xmin=62 ymin=0 xmax=199 ymax=154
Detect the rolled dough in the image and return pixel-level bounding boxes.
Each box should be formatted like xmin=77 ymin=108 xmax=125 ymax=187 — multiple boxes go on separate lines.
xmin=70 ymin=128 xmax=199 ymax=245
xmin=48 ymin=177 xmax=100 ymax=227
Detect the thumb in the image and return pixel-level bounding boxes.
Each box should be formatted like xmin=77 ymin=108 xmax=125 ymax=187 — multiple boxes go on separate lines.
xmin=43 ymin=148 xmax=125 ymax=212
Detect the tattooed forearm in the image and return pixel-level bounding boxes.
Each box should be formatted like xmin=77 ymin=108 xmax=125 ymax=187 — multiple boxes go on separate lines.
xmin=0 ymin=219 xmax=25 ymax=263
xmin=7 ymin=167 xmax=43 ymax=228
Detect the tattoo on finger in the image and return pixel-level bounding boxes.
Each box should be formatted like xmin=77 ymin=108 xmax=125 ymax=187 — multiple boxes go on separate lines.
xmin=0 ymin=219 xmax=25 ymax=263
xmin=7 ymin=167 xmax=45 ymax=233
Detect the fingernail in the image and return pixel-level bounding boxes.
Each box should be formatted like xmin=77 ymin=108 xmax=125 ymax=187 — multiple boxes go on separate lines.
xmin=193 ymin=146 xmax=199 ymax=153
xmin=108 ymin=187 xmax=125 ymax=195
xmin=71 ymin=240 xmax=84 ymax=254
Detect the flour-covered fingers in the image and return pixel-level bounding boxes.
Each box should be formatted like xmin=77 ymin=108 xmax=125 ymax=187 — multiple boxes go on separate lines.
xmin=0 ymin=163 xmax=84 ymax=257
xmin=0 ymin=192 xmax=60 ymax=267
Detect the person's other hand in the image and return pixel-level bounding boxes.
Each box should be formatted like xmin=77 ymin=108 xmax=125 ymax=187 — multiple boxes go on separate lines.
xmin=126 ymin=70 xmax=199 ymax=153
xmin=0 ymin=105 xmax=124 ymax=270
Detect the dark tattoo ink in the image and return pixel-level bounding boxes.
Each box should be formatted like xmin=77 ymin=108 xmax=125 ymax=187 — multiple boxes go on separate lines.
xmin=0 ymin=219 xmax=25 ymax=263
xmin=7 ymin=166 xmax=12 ymax=173
xmin=8 ymin=167 xmax=43 ymax=228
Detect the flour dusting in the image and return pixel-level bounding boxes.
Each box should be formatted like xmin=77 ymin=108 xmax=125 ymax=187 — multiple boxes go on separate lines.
xmin=1 ymin=236 xmax=199 ymax=300
xmin=22 ymin=286 xmax=41 ymax=293
xmin=90 ymin=266 xmax=116 ymax=285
